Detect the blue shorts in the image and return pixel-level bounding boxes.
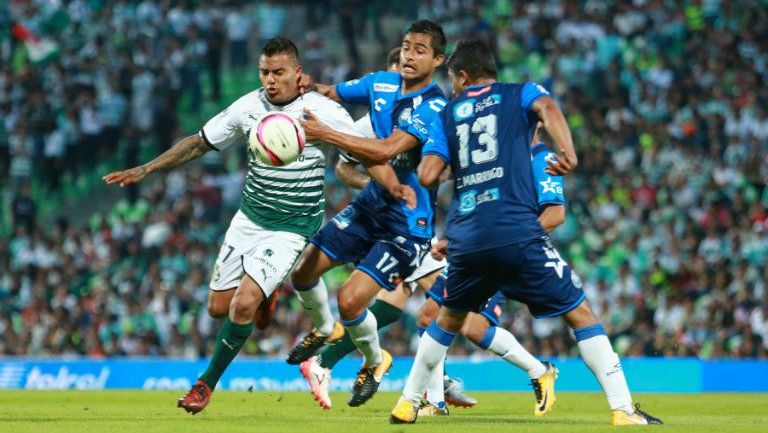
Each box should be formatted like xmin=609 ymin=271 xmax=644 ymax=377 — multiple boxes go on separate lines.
xmin=425 ymin=268 xmax=505 ymax=326
xmin=311 ymin=203 xmax=430 ymax=290
xmin=444 ymin=235 xmax=585 ymax=319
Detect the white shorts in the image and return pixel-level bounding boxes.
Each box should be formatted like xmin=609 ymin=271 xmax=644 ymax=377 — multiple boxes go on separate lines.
xmin=209 ymin=210 xmax=307 ymax=296
xmin=404 ymin=250 xmax=446 ymax=284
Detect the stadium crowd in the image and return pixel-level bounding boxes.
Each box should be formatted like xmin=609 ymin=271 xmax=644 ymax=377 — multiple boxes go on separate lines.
xmin=1 ymin=0 xmax=767 ymax=361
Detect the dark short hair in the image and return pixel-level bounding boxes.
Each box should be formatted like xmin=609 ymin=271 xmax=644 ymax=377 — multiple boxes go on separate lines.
xmin=387 ymin=47 xmax=401 ymax=68
xmin=446 ymin=39 xmax=497 ymax=81
xmin=406 ymin=19 xmax=446 ymax=56
xmin=260 ymin=36 xmax=300 ymax=63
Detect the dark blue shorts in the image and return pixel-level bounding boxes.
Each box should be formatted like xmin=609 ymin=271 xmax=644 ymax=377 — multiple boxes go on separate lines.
xmin=444 ymin=235 xmax=585 ymax=319
xmin=311 ymin=203 xmax=430 ymax=290
xmin=425 ymin=267 xmax=505 ymax=326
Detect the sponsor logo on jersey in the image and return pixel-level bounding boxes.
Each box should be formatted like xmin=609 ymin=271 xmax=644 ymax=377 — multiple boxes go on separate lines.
xmin=417 ymin=218 xmax=427 ymax=227
xmin=476 ymin=188 xmax=499 ymax=205
xmin=412 ymin=95 xmax=423 ymax=108
xmin=454 ymin=99 xmax=475 ymax=121
xmin=374 ymin=83 xmax=400 ymax=93
xmin=475 ymin=94 xmax=501 ymax=112
xmin=456 ymin=167 xmax=504 ymax=188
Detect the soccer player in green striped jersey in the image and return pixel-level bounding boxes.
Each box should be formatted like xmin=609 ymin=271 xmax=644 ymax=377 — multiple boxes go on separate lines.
xmin=103 ymin=36 xmax=413 ymax=415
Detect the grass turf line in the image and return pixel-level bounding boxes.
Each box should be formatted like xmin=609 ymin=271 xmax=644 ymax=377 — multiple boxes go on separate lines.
xmin=1 ymin=391 xmax=766 ymax=433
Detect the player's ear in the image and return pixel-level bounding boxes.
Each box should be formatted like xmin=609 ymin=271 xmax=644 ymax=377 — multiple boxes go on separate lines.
xmin=295 ymin=64 xmax=303 ymax=76
xmin=460 ymin=70 xmax=472 ymax=87
xmin=433 ymin=54 xmax=445 ymax=68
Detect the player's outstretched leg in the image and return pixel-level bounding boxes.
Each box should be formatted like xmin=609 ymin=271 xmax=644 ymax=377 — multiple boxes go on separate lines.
xmin=469 ymin=318 xmax=556 ymax=415
xmin=391 ymin=310 xmax=466 ymax=424
xmin=287 ymin=277 xmax=344 ymax=364
xmin=288 ymin=246 xmax=344 ymax=364
xmin=300 ymin=355 xmax=333 ymax=409
xmin=339 ymin=271 xmax=393 ymax=407
xmin=564 ymin=301 xmax=662 ymax=426
xmin=300 ymin=297 xmax=404 ymax=409
xmin=178 ymin=274 xmax=262 ymax=414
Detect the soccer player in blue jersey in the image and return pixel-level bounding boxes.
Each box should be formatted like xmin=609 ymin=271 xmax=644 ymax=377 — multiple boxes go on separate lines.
xmin=287 ymin=20 xmax=449 ymax=407
xmin=415 ymin=123 xmax=565 ymax=417
xmin=390 ymin=40 xmax=663 ymax=426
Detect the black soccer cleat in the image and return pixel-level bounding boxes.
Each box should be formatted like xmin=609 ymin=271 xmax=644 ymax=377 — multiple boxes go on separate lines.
xmin=348 ymin=350 xmax=392 ymax=407
xmin=286 ymin=322 xmax=344 ymax=365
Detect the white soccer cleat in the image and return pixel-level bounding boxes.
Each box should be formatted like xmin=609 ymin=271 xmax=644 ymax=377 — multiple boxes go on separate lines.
xmin=300 ymin=356 xmax=332 ymax=409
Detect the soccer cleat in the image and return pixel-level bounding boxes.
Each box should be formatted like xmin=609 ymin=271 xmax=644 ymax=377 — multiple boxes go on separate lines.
xmin=300 ymin=355 xmax=332 ymax=409
xmin=611 ymin=404 xmax=663 ymax=426
xmin=532 ymin=361 xmax=558 ymax=417
xmin=417 ymin=401 xmax=449 ymax=417
xmin=348 ymin=349 xmax=392 ymax=407
xmin=177 ymin=380 xmax=212 ymax=415
xmin=255 ymin=288 xmax=280 ymax=330
xmin=286 ymin=321 xmax=345 ymax=364
xmin=390 ymin=397 xmax=418 ymax=424
xmin=444 ymin=376 xmax=477 ymax=408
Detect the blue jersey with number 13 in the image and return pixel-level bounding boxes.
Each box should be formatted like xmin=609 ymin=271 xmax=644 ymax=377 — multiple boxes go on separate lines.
xmin=422 ymin=81 xmax=552 ymax=255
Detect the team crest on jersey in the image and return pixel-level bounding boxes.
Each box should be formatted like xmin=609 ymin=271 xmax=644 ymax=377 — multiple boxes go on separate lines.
xmin=454 ymin=100 xmax=475 ymax=121
xmin=458 ymin=190 xmax=477 ymax=214
xmin=398 ymin=107 xmax=413 ymax=125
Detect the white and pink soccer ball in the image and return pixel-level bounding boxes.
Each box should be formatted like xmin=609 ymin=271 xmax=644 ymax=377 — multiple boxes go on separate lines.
xmin=248 ymin=112 xmax=306 ymax=166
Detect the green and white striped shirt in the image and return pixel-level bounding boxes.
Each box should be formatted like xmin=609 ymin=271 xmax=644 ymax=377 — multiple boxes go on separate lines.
xmin=200 ymin=90 xmax=360 ymax=237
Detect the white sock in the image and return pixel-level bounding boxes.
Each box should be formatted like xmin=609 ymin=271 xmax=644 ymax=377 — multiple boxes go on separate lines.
xmin=487 ymin=327 xmax=547 ymax=379
xmin=425 ymin=356 xmax=445 ymax=406
xmin=402 ymin=323 xmax=454 ymax=404
xmin=577 ymin=333 xmax=633 ymax=413
xmin=344 ymin=309 xmax=383 ymax=367
xmin=295 ymin=278 xmax=334 ymax=335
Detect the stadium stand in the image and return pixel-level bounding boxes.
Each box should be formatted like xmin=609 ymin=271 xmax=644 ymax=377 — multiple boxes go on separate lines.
xmin=1 ymin=0 xmax=767 ymax=360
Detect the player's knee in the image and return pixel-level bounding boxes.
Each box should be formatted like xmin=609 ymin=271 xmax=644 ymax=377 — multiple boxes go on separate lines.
xmin=229 ymin=293 xmax=258 ymax=322
xmin=337 ymin=292 xmax=364 ymax=320
xmin=462 ymin=321 xmax=488 ymax=346
xmin=416 ymin=310 xmax=431 ymax=329
xmin=207 ymin=293 xmax=231 ymax=318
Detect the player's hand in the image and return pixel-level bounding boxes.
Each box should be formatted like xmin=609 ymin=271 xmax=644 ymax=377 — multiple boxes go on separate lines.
xmin=102 ymin=165 xmax=150 ymax=187
xmin=431 ymin=239 xmax=448 ymax=260
xmin=297 ymin=74 xmax=314 ymax=95
xmin=300 ymin=108 xmax=328 ymax=141
xmin=391 ymin=184 xmax=417 ymax=209
xmin=544 ymin=147 xmax=578 ymax=176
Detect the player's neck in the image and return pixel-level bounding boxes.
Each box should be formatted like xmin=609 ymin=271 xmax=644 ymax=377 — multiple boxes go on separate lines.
xmin=469 ymin=78 xmax=496 ymax=87
xmin=401 ymin=76 xmax=432 ymax=95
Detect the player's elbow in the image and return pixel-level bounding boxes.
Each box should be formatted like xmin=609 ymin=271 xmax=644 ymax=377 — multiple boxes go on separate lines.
xmin=418 ymin=169 xmax=440 ymax=188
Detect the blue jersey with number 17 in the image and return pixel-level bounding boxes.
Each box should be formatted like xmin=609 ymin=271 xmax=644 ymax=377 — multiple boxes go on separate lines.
xmin=335 ymin=71 xmax=447 ymax=240
xmin=422 ymin=81 xmax=552 ymax=254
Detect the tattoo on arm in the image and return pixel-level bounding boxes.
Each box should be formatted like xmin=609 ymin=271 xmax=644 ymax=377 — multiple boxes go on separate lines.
xmin=145 ymin=134 xmax=210 ymax=174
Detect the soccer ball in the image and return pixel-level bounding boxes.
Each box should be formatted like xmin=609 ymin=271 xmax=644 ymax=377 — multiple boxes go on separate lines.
xmin=248 ymin=112 xmax=306 ymax=166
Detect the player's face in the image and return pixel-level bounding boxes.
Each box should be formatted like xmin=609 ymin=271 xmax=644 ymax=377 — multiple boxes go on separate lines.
xmin=259 ymin=53 xmax=302 ymax=104
xmin=400 ymin=32 xmax=444 ymax=82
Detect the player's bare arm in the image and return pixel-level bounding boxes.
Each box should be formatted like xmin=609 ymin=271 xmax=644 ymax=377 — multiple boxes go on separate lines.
xmin=335 ymin=160 xmax=370 ymax=189
xmin=301 ymin=109 xmax=418 ymax=163
xmin=539 ymin=205 xmax=566 ymax=233
xmin=364 ymin=162 xmax=417 ymax=209
xmin=417 ymin=154 xmax=447 ymax=187
xmin=102 ymin=133 xmax=210 ymax=187
xmin=532 ymin=96 xmax=578 ymax=176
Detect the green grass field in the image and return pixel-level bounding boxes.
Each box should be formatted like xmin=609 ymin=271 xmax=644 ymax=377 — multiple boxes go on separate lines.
xmin=1 ymin=391 xmax=766 ymax=433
